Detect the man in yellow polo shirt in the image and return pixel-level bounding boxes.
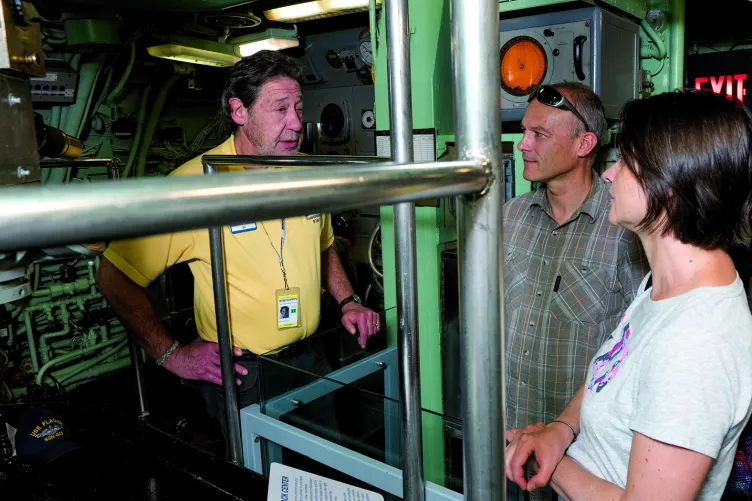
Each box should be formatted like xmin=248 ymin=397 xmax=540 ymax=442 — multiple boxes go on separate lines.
xmin=95 ymin=51 xmax=380 ymax=435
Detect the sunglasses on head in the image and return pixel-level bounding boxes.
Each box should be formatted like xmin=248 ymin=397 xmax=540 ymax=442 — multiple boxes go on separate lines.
xmin=528 ymin=85 xmax=592 ymax=134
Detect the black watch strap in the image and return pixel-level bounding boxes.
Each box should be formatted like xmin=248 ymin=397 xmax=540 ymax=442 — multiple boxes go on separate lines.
xmin=339 ymin=294 xmax=362 ymax=310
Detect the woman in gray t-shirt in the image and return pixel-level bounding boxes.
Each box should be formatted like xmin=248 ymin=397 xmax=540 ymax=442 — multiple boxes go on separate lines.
xmin=504 ymin=90 xmax=752 ymax=501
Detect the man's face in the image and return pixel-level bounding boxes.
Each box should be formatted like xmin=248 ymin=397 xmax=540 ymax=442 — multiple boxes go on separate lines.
xmin=516 ymin=98 xmax=583 ymax=184
xmin=238 ymin=76 xmax=303 ymax=156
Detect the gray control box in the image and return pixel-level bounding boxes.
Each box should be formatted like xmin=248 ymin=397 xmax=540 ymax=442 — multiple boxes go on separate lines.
xmin=29 ymin=60 xmax=78 ymax=104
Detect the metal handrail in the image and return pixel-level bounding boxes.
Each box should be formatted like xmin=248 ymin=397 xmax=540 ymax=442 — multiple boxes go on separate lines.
xmin=0 ymin=160 xmax=487 ymax=252
xmin=384 ymin=0 xmax=425 ymax=497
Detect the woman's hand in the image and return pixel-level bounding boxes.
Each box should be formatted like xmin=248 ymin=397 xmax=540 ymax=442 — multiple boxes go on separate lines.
xmin=505 ymin=421 xmax=575 ymax=491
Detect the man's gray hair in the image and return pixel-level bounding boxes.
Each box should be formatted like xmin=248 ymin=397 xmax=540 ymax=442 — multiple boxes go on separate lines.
xmin=552 ymin=82 xmax=607 ymax=149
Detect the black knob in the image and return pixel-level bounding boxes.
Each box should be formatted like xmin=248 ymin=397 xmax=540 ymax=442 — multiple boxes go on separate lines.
xmin=553 ymin=49 xmax=560 ymax=56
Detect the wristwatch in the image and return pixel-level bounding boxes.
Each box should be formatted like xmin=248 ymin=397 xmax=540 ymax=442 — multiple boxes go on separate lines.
xmin=339 ymin=294 xmax=362 ymax=311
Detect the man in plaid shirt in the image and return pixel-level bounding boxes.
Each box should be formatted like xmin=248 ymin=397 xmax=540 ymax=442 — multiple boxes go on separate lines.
xmin=504 ymin=83 xmax=647 ymax=433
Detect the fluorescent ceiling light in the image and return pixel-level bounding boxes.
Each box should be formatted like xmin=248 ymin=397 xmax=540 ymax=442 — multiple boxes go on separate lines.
xmin=147 ymin=36 xmax=241 ymax=67
xmin=264 ymin=0 xmax=382 ymax=23
xmin=228 ymin=28 xmax=300 ymax=57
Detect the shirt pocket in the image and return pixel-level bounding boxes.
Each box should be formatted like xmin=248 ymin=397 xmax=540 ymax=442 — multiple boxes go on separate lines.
xmin=549 ymin=258 xmax=616 ymax=325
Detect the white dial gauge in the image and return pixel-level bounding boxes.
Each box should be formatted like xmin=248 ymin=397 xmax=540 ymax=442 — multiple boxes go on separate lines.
xmin=361 ymin=110 xmax=375 ymax=129
xmin=359 ymin=40 xmax=374 ymax=66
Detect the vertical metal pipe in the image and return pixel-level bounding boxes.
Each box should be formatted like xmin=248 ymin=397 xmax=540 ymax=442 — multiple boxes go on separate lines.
xmin=669 ymin=0 xmax=685 ymax=91
xmin=450 ymin=0 xmax=504 ymax=498
xmin=128 ymin=337 xmax=149 ymax=419
xmin=203 ymin=161 xmax=243 ymax=465
xmin=385 ymin=0 xmax=424 ymax=498
xmin=106 ymin=154 xmax=149 ymax=420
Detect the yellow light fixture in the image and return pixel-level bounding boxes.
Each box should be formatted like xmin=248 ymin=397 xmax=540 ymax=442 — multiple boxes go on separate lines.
xmin=147 ymin=36 xmax=241 ymax=67
xmin=264 ymin=0 xmax=382 ymax=23
xmin=228 ymin=28 xmax=300 ymax=57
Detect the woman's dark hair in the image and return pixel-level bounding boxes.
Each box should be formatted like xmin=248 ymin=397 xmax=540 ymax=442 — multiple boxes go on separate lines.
xmin=617 ymin=90 xmax=752 ymax=250
xmin=221 ymin=50 xmax=304 ymax=131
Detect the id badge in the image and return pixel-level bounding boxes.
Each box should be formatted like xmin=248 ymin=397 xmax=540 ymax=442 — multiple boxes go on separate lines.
xmin=276 ymin=287 xmax=301 ymax=330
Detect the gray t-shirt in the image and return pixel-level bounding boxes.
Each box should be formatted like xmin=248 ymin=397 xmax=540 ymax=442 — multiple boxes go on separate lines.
xmin=567 ymin=273 xmax=752 ymax=500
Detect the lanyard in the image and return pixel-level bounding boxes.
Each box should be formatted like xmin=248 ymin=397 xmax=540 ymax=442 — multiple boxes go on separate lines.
xmin=261 ymin=219 xmax=288 ymax=290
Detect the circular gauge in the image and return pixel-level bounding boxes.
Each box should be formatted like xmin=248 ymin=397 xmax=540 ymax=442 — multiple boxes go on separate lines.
xmin=320 ymin=103 xmax=345 ymax=138
xmin=359 ymin=40 xmax=373 ymax=66
xmin=500 ymin=36 xmax=548 ymax=97
xmin=361 ymin=110 xmax=375 ymax=129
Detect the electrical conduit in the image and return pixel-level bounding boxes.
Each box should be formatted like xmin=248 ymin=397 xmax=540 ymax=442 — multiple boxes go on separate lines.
xmin=58 ymin=357 xmax=131 ymax=390
xmin=47 ymin=56 xmax=105 ymax=184
xmin=35 ymin=335 xmax=126 ymax=386
xmin=53 ymin=339 xmax=128 ymax=383
xmin=106 ymin=42 xmax=136 ymax=105
xmin=122 ymin=84 xmax=152 ymax=179
xmin=135 ymin=73 xmax=181 ymax=177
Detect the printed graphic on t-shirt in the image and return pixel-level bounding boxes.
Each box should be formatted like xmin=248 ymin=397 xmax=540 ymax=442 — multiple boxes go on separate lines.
xmin=586 ymin=320 xmax=631 ymax=396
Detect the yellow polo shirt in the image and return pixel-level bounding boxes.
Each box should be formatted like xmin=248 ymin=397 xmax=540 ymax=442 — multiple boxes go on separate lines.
xmin=104 ymin=136 xmax=334 ymax=354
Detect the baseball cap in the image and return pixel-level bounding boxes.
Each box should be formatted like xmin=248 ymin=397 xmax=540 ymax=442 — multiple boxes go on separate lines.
xmin=14 ymin=407 xmax=85 ymax=464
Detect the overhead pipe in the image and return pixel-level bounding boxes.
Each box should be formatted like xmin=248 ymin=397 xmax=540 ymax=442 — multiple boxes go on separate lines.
xmin=669 ymin=0 xmax=685 ymax=90
xmin=450 ymin=0 xmax=505 ymax=498
xmin=123 ymin=84 xmax=153 ymax=178
xmin=47 ymin=56 xmax=105 ymax=184
xmin=0 ymin=160 xmax=488 ymax=252
xmin=135 ymin=73 xmax=181 ymax=177
xmin=106 ymin=42 xmax=136 ymax=104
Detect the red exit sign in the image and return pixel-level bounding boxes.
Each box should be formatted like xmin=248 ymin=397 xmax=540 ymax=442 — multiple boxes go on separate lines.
xmin=694 ymin=74 xmax=748 ymax=102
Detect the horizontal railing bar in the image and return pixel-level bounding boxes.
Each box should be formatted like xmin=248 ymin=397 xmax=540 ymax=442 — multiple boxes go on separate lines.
xmin=0 ymin=160 xmax=487 ymax=252
xmin=204 ymin=155 xmax=389 ymax=166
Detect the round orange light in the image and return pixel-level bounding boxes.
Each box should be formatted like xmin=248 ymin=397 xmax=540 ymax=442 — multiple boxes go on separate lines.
xmin=500 ymin=36 xmax=548 ymax=97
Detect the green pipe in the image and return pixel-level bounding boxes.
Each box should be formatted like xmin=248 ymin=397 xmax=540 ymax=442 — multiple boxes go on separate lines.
xmin=50 ymin=106 xmax=62 ymax=129
xmin=32 ymin=263 xmax=41 ymax=292
xmin=36 ymin=335 xmax=125 ymax=385
xmin=77 ymin=61 xmax=112 ymax=139
xmin=54 ymin=339 xmax=128 ymax=383
xmin=48 ymin=56 xmax=105 ymax=184
xmin=669 ymin=0 xmax=685 ymax=90
xmin=369 ymin=0 xmax=378 ymax=63
xmin=41 ymin=106 xmax=62 ymax=184
xmin=39 ymin=307 xmax=70 ymax=364
xmin=639 ymin=19 xmax=667 ymax=60
xmin=23 ymin=311 xmax=39 ymax=372
xmin=122 ymin=84 xmax=152 ymax=179
xmin=107 ymin=43 xmax=136 ymax=104
xmin=61 ymin=357 xmax=131 ymax=389
xmin=135 ymin=73 xmax=181 ymax=177
xmin=32 ymin=278 xmax=93 ymax=298
xmin=27 ymin=292 xmax=101 ymax=312
xmin=48 ymin=324 xmax=125 ymax=349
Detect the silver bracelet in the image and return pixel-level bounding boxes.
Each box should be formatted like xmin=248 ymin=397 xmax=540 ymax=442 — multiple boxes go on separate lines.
xmin=155 ymin=340 xmax=180 ymax=366
xmin=550 ymin=419 xmax=577 ymax=440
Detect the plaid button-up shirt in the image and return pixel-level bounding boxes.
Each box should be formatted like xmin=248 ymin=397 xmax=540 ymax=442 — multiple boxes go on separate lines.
xmin=503 ymin=171 xmax=647 ymax=428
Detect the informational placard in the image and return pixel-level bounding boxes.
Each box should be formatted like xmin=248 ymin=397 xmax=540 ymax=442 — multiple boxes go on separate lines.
xmin=266 ymin=463 xmax=384 ymax=501
xmin=375 ymin=128 xmax=437 ymax=162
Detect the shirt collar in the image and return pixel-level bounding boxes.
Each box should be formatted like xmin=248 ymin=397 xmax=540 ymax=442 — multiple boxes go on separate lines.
xmin=528 ymin=169 xmax=608 ymax=224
